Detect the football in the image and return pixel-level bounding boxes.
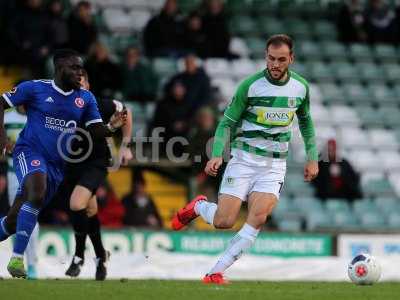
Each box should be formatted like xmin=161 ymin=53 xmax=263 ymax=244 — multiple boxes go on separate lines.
xmin=348 ymin=253 xmax=382 ymax=285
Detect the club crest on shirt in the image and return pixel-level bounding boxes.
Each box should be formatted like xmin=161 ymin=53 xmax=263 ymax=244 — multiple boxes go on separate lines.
xmin=288 ymin=97 xmax=297 ymax=108
xmin=31 ymin=160 xmax=41 ymax=167
xmin=9 ymin=87 xmax=17 ymax=94
xmin=226 ymin=177 xmax=234 ymax=185
xmin=75 ymin=98 xmax=85 ymax=108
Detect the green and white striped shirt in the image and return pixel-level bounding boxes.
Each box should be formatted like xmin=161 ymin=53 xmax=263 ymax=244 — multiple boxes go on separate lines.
xmin=212 ymin=69 xmax=318 ymax=164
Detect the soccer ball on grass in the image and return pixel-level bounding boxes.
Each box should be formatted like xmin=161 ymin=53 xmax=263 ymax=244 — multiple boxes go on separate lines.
xmin=348 ymin=253 xmax=381 ymax=285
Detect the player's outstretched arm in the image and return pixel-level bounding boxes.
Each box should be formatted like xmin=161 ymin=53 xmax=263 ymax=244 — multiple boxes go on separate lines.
xmin=120 ymin=107 xmax=133 ymax=165
xmin=87 ymin=109 xmax=127 ymax=139
xmin=296 ymin=88 xmax=319 ymax=182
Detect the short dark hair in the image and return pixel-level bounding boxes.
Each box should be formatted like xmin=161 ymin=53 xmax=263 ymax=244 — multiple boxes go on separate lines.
xmin=266 ymin=34 xmax=294 ymax=53
xmin=53 ymin=48 xmax=81 ymax=67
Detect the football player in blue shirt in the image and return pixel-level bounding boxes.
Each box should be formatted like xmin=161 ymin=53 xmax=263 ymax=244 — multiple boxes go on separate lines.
xmin=0 ymin=49 xmax=126 ymax=278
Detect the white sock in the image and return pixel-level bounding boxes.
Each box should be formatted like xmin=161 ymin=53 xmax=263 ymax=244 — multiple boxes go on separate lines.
xmin=194 ymin=201 xmax=217 ymax=225
xmin=26 ymin=223 xmax=39 ymax=267
xmin=209 ymin=223 xmax=259 ymax=274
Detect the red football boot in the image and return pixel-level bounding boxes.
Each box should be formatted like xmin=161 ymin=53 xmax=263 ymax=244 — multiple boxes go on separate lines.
xmin=202 ymin=273 xmax=229 ymax=285
xmin=171 ymin=195 xmax=207 ymax=230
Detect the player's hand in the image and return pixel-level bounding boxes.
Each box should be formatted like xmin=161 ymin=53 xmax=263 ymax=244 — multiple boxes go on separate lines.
xmin=5 ymin=139 xmax=16 ymax=155
xmin=120 ymin=146 xmax=133 ymax=166
xmin=205 ymin=157 xmax=223 ymax=177
xmin=304 ymin=160 xmax=319 ymax=182
xmin=109 ymin=109 xmax=128 ymax=130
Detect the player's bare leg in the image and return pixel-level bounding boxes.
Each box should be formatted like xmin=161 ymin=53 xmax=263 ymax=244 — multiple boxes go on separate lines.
xmin=66 ymin=185 xmax=92 ymax=277
xmin=204 ymin=192 xmax=277 ymax=284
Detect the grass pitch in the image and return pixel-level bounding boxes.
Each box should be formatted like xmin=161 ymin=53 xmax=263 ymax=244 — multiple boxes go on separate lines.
xmin=0 ymin=280 xmax=399 ymax=300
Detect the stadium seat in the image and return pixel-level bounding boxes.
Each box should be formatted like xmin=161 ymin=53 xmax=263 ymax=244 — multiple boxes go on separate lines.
xmin=362 ymin=176 xmax=397 ymax=198
xmin=230 ymin=16 xmax=258 ymax=36
xmin=212 ymin=77 xmax=236 ymax=100
xmin=354 ymin=106 xmax=385 ymax=128
xmin=291 ymin=62 xmax=308 ymax=78
xmin=331 ymin=62 xmax=359 ymax=83
xmin=331 ymin=211 xmax=360 ymax=230
xmin=376 ymin=151 xmax=400 ymax=173
xmin=321 ymin=41 xmax=349 ymax=62
xmin=318 ymin=83 xmax=346 ymax=105
xmin=374 ymin=197 xmax=400 ymax=216
xmin=339 ymin=127 xmax=370 ymax=150
xmin=103 ymin=8 xmax=133 ymax=33
xmin=325 ymin=198 xmax=351 ymax=213
xmin=387 ymin=212 xmax=400 ymax=229
xmin=373 ymin=44 xmax=398 ymax=63
xmin=367 ymin=84 xmax=397 ymax=107
xmin=226 ymin=0 xmax=253 ymax=15
xmin=359 ymin=211 xmax=387 ymax=230
xmin=129 ymin=9 xmax=151 ymax=31
xmin=349 ymin=44 xmax=374 ymax=63
xmin=257 ymin=17 xmax=284 ymax=36
xmin=204 ymin=58 xmax=230 ymax=77
xmin=231 ymin=59 xmax=257 ymax=80
xmin=357 ymin=62 xmax=385 ymax=83
xmin=306 ymin=211 xmax=332 ymax=231
xmin=382 ymin=63 xmax=400 ymax=85
xmin=347 ymin=149 xmax=378 ymax=172
xmin=292 ymin=197 xmax=324 ymax=215
xmin=230 ymin=37 xmax=250 ymax=57
xmin=311 ymin=105 xmax=332 ymax=126
xmin=277 ymin=219 xmax=303 ymax=232
xmin=368 ymin=129 xmax=399 ymax=151
xmin=352 ymin=199 xmax=378 ymax=216
xmin=246 ymin=37 xmax=266 ymax=59
xmin=342 ymin=83 xmax=371 ymax=106
xmin=285 ymin=19 xmax=312 ymax=40
xmin=152 ymin=57 xmax=177 ymax=78
xmin=308 ymin=62 xmax=334 ymax=83
xmin=379 ymin=106 xmax=400 ymax=128
xmin=312 ymin=20 xmax=337 ymax=41
xmin=330 ymin=105 xmax=360 ymax=127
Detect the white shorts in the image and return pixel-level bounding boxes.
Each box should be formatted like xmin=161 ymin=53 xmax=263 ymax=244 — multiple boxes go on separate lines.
xmin=219 ymin=156 xmax=286 ymax=201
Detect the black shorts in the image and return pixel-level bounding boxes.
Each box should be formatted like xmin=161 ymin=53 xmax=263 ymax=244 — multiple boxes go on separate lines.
xmin=63 ymin=163 xmax=108 ymax=196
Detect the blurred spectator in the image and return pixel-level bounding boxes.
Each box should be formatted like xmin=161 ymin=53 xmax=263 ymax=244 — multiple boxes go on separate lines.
xmin=200 ymin=0 xmax=234 ymax=58
xmin=84 ymin=42 xmax=121 ymax=98
xmin=45 ymin=0 xmax=69 ymax=49
xmin=312 ymin=139 xmax=362 ymax=201
xmin=97 ymin=182 xmax=125 ymax=228
xmin=165 ymin=54 xmax=211 ymax=114
xmin=68 ymin=0 xmax=98 ymax=54
xmin=0 ymin=174 xmax=9 ymax=217
xmin=150 ymin=81 xmax=191 ymax=157
xmin=337 ymin=0 xmax=367 ymax=43
xmin=121 ymin=179 xmax=162 ymax=228
xmin=188 ymin=107 xmax=219 ymax=199
xmin=364 ymin=0 xmax=396 ymax=44
xmin=143 ymin=0 xmax=185 ymax=57
xmin=121 ymin=46 xmax=159 ymax=103
xmin=8 ymin=0 xmax=50 ymax=76
xmin=183 ymin=12 xmax=208 ymax=58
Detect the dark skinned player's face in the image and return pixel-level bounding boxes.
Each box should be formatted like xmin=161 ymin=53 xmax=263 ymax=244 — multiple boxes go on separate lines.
xmin=59 ymin=56 xmax=84 ymax=90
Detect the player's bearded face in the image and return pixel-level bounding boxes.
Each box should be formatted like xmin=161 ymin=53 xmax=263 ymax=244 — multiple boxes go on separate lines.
xmin=266 ymin=44 xmax=293 ymax=80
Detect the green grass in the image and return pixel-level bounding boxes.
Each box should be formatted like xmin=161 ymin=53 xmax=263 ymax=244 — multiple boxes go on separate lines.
xmin=0 ymin=280 xmax=399 ymax=300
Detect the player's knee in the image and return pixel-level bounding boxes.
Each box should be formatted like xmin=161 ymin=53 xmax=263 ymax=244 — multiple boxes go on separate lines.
xmin=70 ymin=200 xmax=86 ymax=212
xmin=213 ymin=216 xmax=235 ymax=229
xmin=86 ymin=205 xmax=97 ymax=217
xmin=27 ymin=189 xmax=46 ymax=208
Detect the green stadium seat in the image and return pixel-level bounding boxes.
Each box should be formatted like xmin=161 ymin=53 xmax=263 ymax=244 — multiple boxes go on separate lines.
xmin=342 ymin=83 xmax=370 ymax=105
xmin=373 ymin=44 xmax=398 ymax=63
xmin=379 ymin=107 xmax=400 ymax=128
xmin=291 ymin=62 xmax=308 ymax=77
xmin=362 ymin=178 xmax=397 ymax=198
xmin=230 ymin=16 xmax=258 ymax=37
xmin=312 ymin=20 xmax=337 ymax=41
xmin=321 ymin=41 xmax=349 ymax=62
xmin=352 ymin=199 xmax=377 ymax=217
xmin=284 ymin=174 xmax=315 ymax=197
xmin=374 ymin=197 xmax=400 ymax=216
xmin=331 ymin=62 xmax=359 ymax=83
xmin=277 ymin=219 xmax=303 ymax=232
xmin=367 ymin=84 xmax=398 ymax=107
xmin=382 ymin=63 xmax=400 ymax=85
xmin=359 ymin=211 xmax=387 ymax=230
xmin=357 ymin=62 xmax=385 ymax=83
xmin=257 ymin=18 xmax=284 ymax=36
xmin=285 ymin=19 xmax=312 ymax=40
xmin=319 ymin=83 xmax=346 ymax=105
xmin=349 ymin=44 xmax=374 ymax=63
xmin=325 ymin=198 xmax=351 ymax=213
xmin=226 ymin=0 xmax=253 ymax=14
xmin=331 ymin=211 xmax=360 ymax=230
xmin=387 ymin=212 xmax=400 ymax=229
xmin=177 ymin=0 xmax=202 ymax=13
xmin=245 ymin=37 xmax=266 ymax=59
xmin=308 ymin=62 xmax=334 ymax=83
xmin=297 ymin=41 xmax=324 ymax=61
xmin=306 ymin=211 xmax=332 ymax=231
xmin=354 ymin=106 xmax=385 ymax=128
xmin=292 ymin=197 xmax=324 ymax=214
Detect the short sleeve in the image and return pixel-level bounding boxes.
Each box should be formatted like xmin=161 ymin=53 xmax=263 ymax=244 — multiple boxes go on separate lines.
xmin=82 ymin=91 xmax=103 ymax=127
xmin=2 ymin=81 xmax=35 ymax=107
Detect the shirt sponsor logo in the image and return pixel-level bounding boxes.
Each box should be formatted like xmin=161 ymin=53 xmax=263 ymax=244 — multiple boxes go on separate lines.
xmin=256 ymin=108 xmax=294 ymax=126
xmin=75 ymin=98 xmax=85 ymax=108
xmin=31 ymin=160 xmax=41 ymax=167
xmin=45 ymin=116 xmax=77 ymax=133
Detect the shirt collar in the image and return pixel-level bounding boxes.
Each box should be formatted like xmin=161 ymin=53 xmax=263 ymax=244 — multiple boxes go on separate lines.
xmin=51 ymin=80 xmax=74 ymax=96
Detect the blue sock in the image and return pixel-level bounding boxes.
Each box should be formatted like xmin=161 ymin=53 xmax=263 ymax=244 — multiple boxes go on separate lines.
xmin=13 ymin=203 xmax=40 ymax=256
xmin=0 ymin=216 xmax=10 ymax=241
